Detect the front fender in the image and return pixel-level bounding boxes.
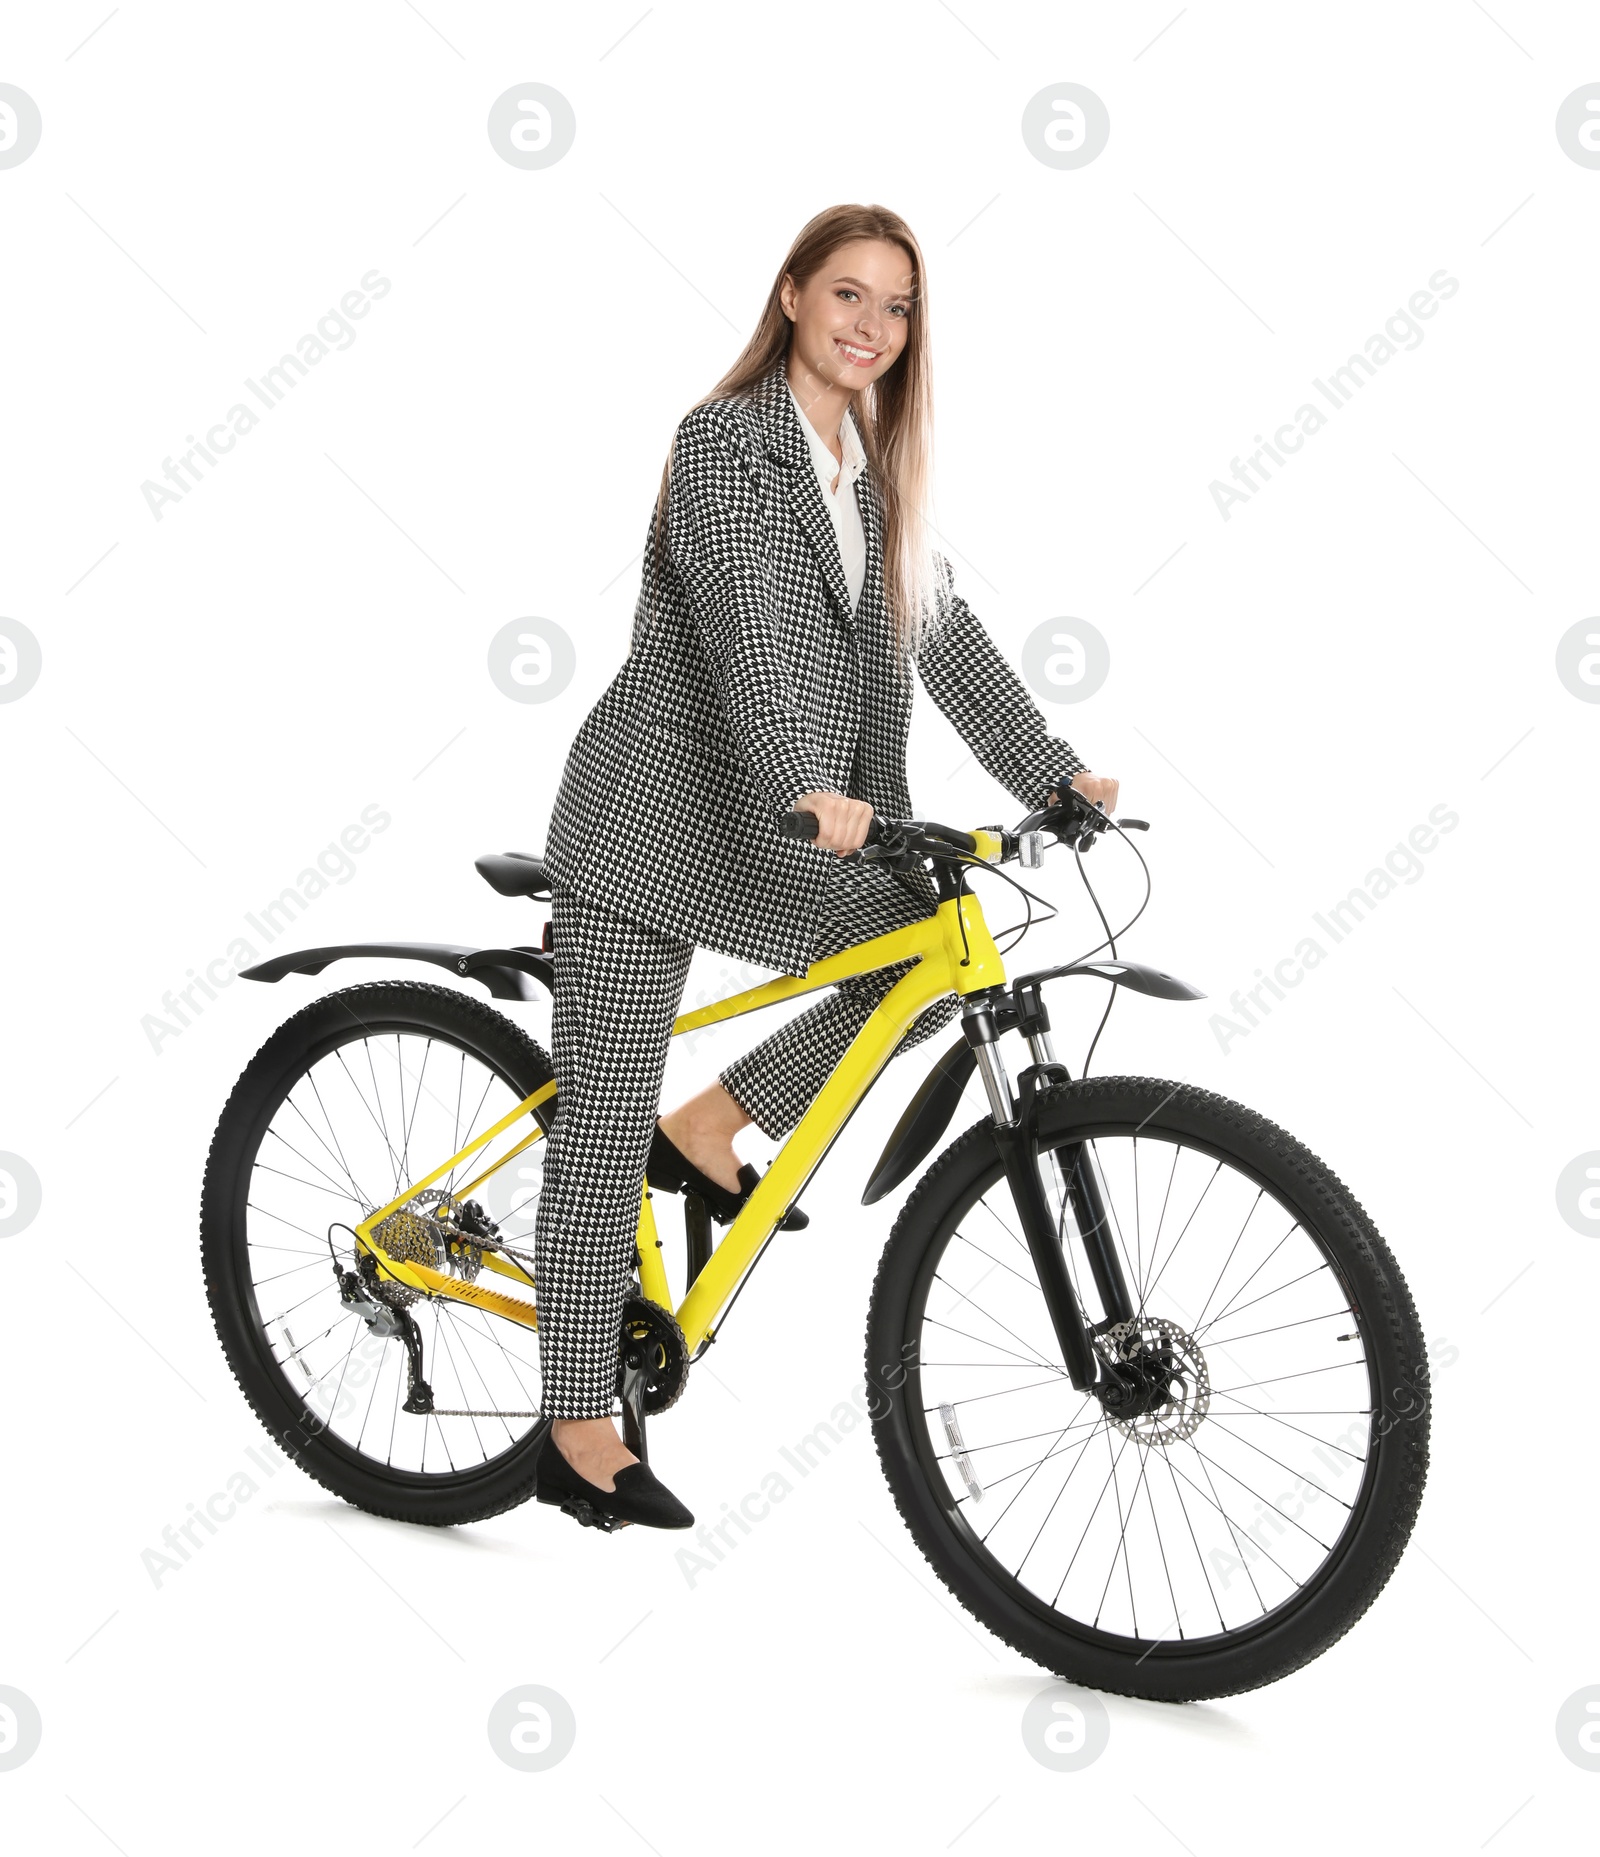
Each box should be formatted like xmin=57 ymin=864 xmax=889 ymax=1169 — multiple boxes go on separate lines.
xmin=861 ymin=1037 xmax=976 ymax=1206
xmin=240 ymin=941 xmax=553 ymax=1003
xmin=1025 ymin=957 xmax=1207 ymax=1003
xmin=860 ymin=955 xmax=1205 ymax=1205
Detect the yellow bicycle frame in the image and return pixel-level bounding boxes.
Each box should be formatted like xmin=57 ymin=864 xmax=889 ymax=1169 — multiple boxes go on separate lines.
xmin=352 ymin=833 xmax=1007 ymax=1356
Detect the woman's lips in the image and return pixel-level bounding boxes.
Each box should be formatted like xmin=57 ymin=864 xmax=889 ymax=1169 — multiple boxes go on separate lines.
xmin=834 ymin=336 xmax=881 ymax=367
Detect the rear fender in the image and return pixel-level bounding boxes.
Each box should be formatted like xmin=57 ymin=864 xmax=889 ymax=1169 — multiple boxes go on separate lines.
xmin=240 ymin=941 xmax=553 ymax=1003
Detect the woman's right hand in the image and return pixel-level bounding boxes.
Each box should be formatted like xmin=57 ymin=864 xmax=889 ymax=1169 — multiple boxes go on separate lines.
xmin=795 ymin=791 xmax=875 ymax=856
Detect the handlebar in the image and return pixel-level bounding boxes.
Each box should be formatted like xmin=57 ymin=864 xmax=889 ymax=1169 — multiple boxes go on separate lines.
xmin=779 ymin=809 xmax=977 ymax=855
xmin=779 ymin=786 xmax=1148 ymax=868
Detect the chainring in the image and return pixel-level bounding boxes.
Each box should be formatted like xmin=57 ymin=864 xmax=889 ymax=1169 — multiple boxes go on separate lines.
xmin=616 ymin=1296 xmax=689 ymax=1414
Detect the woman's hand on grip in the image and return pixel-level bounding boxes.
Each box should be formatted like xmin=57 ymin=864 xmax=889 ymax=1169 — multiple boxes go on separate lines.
xmin=795 ymin=790 xmax=875 ymax=856
xmin=1047 ymin=771 xmax=1119 ymax=813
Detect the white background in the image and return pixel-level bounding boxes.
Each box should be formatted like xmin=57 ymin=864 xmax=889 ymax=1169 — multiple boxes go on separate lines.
xmin=1 ymin=1 xmax=1594 ymax=1848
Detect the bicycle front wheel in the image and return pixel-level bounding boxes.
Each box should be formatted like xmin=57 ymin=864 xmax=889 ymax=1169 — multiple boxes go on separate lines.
xmin=865 ymin=1076 xmax=1429 ymax=1701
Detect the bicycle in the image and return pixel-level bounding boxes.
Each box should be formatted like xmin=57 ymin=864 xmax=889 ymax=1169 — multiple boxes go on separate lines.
xmin=199 ymin=787 xmax=1429 ymax=1701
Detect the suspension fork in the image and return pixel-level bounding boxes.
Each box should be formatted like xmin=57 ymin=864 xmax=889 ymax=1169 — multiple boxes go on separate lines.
xmin=964 ymin=991 xmax=1135 ymax=1392
xmin=1012 ymin=979 xmax=1136 ymax=1332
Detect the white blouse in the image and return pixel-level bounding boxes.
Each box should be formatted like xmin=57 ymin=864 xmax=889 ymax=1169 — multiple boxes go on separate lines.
xmin=786 ymin=378 xmax=868 ymax=616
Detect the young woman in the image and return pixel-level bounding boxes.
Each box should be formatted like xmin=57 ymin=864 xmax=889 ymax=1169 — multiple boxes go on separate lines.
xmin=535 ymin=203 xmax=1119 ymax=1530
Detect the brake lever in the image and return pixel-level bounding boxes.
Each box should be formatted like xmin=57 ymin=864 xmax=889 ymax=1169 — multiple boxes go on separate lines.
xmin=847 ymin=822 xmax=915 ymax=868
xmin=1078 ymin=812 xmax=1148 ymax=851
xmin=1068 ymin=797 xmax=1109 ymax=852
xmin=1020 ymin=790 xmax=1099 ymax=833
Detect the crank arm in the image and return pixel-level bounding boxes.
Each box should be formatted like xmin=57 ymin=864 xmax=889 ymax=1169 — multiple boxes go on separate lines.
xmin=619 ymin=1351 xmax=650 ymax=1465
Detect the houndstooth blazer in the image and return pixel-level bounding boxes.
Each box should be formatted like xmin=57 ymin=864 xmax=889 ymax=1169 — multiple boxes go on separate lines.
xmin=541 ymin=351 xmax=1088 ymax=978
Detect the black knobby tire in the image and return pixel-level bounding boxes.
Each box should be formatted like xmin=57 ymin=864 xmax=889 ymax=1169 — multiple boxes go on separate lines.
xmin=865 ymin=1076 xmax=1429 ymax=1701
xmin=200 ymin=981 xmax=556 ymax=1526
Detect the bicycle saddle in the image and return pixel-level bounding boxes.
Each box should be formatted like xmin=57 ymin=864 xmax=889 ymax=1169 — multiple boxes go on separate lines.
xmin=474 ymin=851 xmax=553 ymax=899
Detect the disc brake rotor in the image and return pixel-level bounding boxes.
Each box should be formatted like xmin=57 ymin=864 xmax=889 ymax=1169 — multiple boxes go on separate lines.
xmin=1095 ymin=1315 xmax=1210 ymax=1445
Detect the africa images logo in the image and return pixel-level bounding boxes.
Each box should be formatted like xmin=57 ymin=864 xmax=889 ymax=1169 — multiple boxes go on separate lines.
xmin=1209 ymin=270 xmax=1460 ymax=520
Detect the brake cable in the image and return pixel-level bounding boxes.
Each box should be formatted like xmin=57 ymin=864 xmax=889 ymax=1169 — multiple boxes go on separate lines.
xmin=1064 ymin=813 xmax=1155 ymax=1076
xmin=936 ymin=804 xmax=1157 ymax=1078
xmin=1063 ymin=813 xmax=1154 ymax=969
xmin=847 ymin=801 xmax=1157 ymax=1078
xmin=940 ymin=850 xmax=1060 ymax=957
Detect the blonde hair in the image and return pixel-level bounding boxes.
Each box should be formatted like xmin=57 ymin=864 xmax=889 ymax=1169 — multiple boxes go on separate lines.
xmin=646 ymin=202 xmax=948 ymax=670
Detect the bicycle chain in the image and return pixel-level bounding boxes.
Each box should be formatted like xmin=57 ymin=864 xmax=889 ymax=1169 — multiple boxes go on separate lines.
xmin=398 ymin=1288 xmax=687 ymax=1423
xmin=361 ymin=1179 xmax=686 ymax=1421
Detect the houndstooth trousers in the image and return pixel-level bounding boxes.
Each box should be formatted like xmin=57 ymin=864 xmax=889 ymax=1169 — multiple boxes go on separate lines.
xmin=532 ymin=862 xmax=960 ymax=1418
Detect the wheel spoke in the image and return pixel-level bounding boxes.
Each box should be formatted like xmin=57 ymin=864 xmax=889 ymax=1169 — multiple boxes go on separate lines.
xmin=1198 ymin=1307 xmax=1353 ymax=1349
xmin=1199 ymin=1417 xmax=1356 ymax=1509
xmin=303 ymin=1067 xmax=376 ymax=1212
xmin=1048 ymin=1421 xmax=1139 ymax=1599
xmin=947 ymin=1228 xmax=1054 ymax=1295
xmin=271 ymin=1105 xmax=369 ymax=1211
xmin=364 ymin=1038 xmax=403 ymax=1197
xmin=1138 ymin=1158 xmax=1222 ymax=1316
xmin=1189 ymin=1186 xmax=1267 ymax=1333
xmin=1161 ymin=1444 xmax=1226 ymax=1635
xmin=977 ymin=1409 xmax=1103 ymax=1546
xmin=919 ymin=1315 xmax=1061 ymax=1375
xmin=1192 ymin=1231 xmax=1306 ymax=1337
xmin=922 ymin=1374 xmax=1077 ymax=1410
xmin=932 ymin=1272 xmax=1061 ymax=1376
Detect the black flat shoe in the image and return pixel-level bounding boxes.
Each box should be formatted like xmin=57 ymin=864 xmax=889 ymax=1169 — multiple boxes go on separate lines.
xmin=647 ymin=1121 xmax=809 ymax=1230
xmin=535 ymin=1430 xmax=695 ymax=1532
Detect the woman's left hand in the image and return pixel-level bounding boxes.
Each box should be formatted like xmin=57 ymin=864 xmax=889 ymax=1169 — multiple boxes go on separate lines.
xmin=1047 ymin=771 xmax=1119 ymax=812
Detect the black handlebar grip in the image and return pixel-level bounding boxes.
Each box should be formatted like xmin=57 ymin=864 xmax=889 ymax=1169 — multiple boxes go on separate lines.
xmin=779 ymin=809 xmax=888 ymax=847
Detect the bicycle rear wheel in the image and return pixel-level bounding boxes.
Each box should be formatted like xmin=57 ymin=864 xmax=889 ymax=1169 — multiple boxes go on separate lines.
xmin=866 ymin=1076 xmax=1429 ymax=1701
xmin=200 ymin=981 xmax=556 ymax=1525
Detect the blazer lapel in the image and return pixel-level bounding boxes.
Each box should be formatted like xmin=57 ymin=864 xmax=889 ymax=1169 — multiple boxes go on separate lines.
xmin=847 ymin=465 xmax=912 ymax=800
xmin=855 ymin=456 xmax=885 ymax=632
xmin=752 ymin=358 xmax=858 ymax=633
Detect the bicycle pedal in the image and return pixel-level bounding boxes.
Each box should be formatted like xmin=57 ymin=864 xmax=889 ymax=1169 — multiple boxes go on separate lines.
xmin=558 ymin=1496 xmax=621 ymax=1533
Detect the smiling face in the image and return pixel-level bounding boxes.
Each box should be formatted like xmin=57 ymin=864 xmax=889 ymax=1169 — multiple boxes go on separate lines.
xmin=779 ymin=237 xmax=915 ymax=394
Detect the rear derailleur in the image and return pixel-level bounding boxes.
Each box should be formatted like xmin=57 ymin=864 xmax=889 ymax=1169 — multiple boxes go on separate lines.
xmin=331 ymin=1189 xmax=512 ymax=1416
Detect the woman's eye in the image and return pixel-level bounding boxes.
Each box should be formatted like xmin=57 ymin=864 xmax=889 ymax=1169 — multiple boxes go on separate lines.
xmin=837 ymin=288 xmax=910 ymax=318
